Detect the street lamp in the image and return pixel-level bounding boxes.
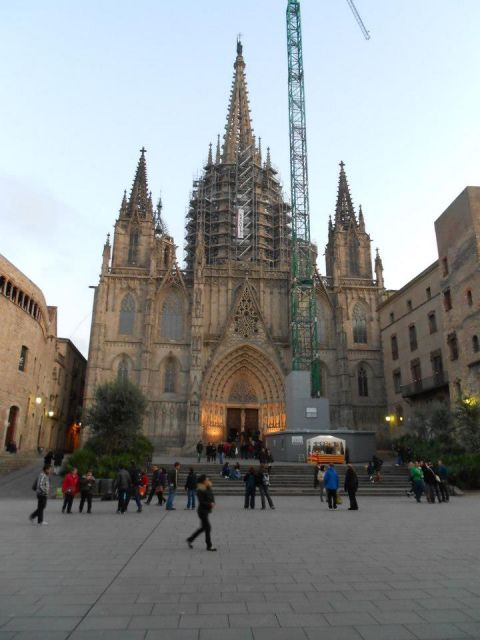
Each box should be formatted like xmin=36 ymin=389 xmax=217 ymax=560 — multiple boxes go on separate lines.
xmin=47 ymin=410 xmax=54 ymax=418
xmin=35 ymin=397 xmax=42 ymax=405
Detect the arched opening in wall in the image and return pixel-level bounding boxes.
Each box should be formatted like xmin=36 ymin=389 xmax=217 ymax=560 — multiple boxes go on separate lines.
xmin=160 ymin=292 xmax=184 ymax=340
xmin=5 ymin=406 xmax=19 ymax=451
xmin=119 ymin=293 xmax=135 ymax=335
xmin=128 ymin=229 xmax=139 ymax=265
xmin=348 ymin=234 xmax=359 ymax=276
xmin=201 ymin=346 xmax=285 ymax=444
xmin=164 ymin=357 xmax=177 ymax=393
xmin=65 ymin=422 xmax=81 ymax=453
xmin=352 ymin=303 xmax=368 ymax=344
xmin=117 ymin=356 xmax=130 ymax=383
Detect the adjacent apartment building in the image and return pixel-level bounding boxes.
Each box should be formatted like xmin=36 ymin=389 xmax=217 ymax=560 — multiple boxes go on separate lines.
xmin=0 ymin=254 xmax=86 ymax=454
xmin=379 ymin=187 xmax=480 ymax=429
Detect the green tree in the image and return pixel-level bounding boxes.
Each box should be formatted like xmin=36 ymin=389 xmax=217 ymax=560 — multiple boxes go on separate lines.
xmin=87 ymin=378 xmax=148 ymax=455
xmin=454 ymin=397 xmax=480 ymax=452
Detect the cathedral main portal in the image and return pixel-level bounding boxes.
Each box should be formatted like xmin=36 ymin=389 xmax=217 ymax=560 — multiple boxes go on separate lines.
xmin=226 ymin=407 xmax=259 ymax=441
xmin=201 ymin=346 xmax=286 ymax=442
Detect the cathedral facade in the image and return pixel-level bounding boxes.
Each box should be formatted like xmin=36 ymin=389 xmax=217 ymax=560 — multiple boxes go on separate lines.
xmin=84 ymin=42 xmax=386 ymax=452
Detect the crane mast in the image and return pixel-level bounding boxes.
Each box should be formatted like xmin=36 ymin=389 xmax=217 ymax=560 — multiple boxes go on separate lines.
xmin=286 ymin=0 xmax=320 ymax=397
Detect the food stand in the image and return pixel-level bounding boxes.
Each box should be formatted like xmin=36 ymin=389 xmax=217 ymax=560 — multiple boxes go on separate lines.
xmin=306 ymin=434 xmax=346 ymax=464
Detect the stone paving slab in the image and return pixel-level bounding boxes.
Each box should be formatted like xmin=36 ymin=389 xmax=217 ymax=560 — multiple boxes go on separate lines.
xmin=1 ymin=493 xmax=480 ymax=639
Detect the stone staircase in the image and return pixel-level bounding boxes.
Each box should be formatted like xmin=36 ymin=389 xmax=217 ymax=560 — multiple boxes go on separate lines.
xmin=154 ymin=462 xmax=411 ymax=497
xmin=0 ymin=454 xmax=40 ymax=476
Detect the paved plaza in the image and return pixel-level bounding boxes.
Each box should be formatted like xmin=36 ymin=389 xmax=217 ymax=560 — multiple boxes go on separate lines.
xmin=1 ymin=468 xmax=480 ymax=640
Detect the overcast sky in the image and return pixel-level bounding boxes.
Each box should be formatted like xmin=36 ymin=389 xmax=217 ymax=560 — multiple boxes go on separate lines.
xmin=2 ymin=0 xmax=480 ymax=357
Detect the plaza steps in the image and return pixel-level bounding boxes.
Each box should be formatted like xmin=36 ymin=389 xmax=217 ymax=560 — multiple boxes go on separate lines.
xmin=0 ymin=454 xmax=40 ymax=476
xmin=151 ymin=462 xmax=411 ymax=497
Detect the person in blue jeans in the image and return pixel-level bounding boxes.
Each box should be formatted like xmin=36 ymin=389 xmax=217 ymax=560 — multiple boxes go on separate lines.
xmin=184 ymin=467 xmax=198 ymax=510
xmin=166 ymin=462 xmax=180 ymax=510
xmin=323 ymin=463 xmax=339 ymax=510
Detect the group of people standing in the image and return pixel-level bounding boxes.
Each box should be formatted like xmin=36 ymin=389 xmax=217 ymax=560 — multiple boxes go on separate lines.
xmin=408 ymin=460 xmax=450 ymax=503
xmin=314 ymin=462 xmax=360 ymax=510
xmin=29 ymin=465 xmax=97 ymax=524
xmin=197 ymin=440 xmax=274 ymax=464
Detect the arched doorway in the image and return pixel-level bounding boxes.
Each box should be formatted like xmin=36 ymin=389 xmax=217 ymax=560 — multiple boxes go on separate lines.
xmin=5 ymin=406 xmax=19 ymax=450
xmin=201 ymin=346 xmax=286 ymax=442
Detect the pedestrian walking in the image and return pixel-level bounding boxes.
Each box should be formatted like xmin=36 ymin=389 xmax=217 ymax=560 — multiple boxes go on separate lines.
xmin=166 ymin=462 xmax=180 ymax=510
xmin=53 ymin=450 xmax=64 ymax=475
xmin=344 ymin=464 xmax=359 ymax=510
xmin=196 ymin=440 xmax=203 ymax=463
xmin=146 ymin=465 xmax=161 ymax=505
xmin=128 ymin=462 xmax=143 ymax=512
xmin=61 ymin=467 xmax=79 ymax=513
xmin=29 ymin=465 xmax=52 ymax=525
xmin=422 ymin=462 xmax=441 ymax=503
xmin=313 ymin=463 xmax=325 ymax=502
xmin=435 ymin=460 xmax=450 ymax=502
xmin=257 ymin=465 xmax=275 ymax=509
xmin=116 ymin=465 xmax=131 ymax=513
xmin=44 ymin=450 xmax=54 ymax=467
xmin=323 ymin=463 xmax=339 ymax=510
xmin=186 ymin=474 xmax=216 ymax=551
xmin=184 ymin=467 xmax=198 ymax=509
xmin=217 ymin=442 xmax=224 ymax=465
xmin=409 ymin=462 xmax=424 ymax=503
xmin=243 ymin=466 xmax=256 ymax=509
xmin=79 ymin=470 xmax=96 ymax=514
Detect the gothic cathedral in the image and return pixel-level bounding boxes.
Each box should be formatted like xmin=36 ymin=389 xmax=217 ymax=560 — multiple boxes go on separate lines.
xmin=84 ymin=42 xmax=386 ymax=452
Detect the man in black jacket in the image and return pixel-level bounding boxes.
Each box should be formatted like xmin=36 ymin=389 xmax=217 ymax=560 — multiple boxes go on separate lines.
xmin=344 ymin=464 xmax=359 ymax=511
xmin=186 ymin=474 xmax=216 ymax=551
xmin=116 ymin=466 xmax=131 ymax=514
xmin=146 ymin=465 xmax=161 ymax=505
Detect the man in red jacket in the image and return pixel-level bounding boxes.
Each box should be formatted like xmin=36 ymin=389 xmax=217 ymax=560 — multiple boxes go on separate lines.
xmin=62 ymin=468 xmax=79 ymax=514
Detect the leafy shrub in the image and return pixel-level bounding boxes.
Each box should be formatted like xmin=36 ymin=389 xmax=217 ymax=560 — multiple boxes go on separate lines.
xmin=66 ymin=435 xmax=153 ymax=478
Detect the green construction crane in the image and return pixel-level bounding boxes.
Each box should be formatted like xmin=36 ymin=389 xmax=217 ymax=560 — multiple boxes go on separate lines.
xmin=286 ymin=0 xmax=370 ymax=397
xmin=286 ymin=0 xmax=320 ymax=397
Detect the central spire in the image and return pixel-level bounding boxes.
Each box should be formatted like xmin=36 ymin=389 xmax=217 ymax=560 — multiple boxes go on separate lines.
xmin=334 ymin=161 xmax=357 ymax=228
xmin=127 ymin=147 xmax=153 ymax=219
xmin=222 ymin=39 xmax=254 ymax=163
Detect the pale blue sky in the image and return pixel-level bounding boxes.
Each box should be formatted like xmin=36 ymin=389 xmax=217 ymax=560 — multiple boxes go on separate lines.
xmin=1 ymin=1 xmax=480 ymax=356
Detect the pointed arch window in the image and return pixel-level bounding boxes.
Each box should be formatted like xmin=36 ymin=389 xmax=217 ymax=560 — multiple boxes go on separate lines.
xmin=164 ymin=358 xmax=176 ymax=393
xmin=349 ymin=234 xmax=359 ymax=275
xmin=358 ymin=366 xmax=369 ymax=397
xmin=161 ymin=293 xmax=184 ymax=340
xmin=118 ymin=357 xmax=129 ymax=383
xmin=352 ymin=304 xmax=367 ymax=344
xmin=119 ymin=293 xmax=135 ymax=335
xmin=128 ymin=229 xmax=139 ymax=265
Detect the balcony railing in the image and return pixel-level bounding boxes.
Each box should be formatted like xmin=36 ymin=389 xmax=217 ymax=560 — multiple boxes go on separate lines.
xmin=400 ymin=372 xmax=449 ymax=398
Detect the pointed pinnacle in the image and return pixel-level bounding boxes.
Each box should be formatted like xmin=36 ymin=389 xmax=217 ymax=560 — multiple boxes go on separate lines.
xmin=207 ymin=142 xmax=213 ymax=165
xmin=215 ymin=134 xmax=221 ymax=164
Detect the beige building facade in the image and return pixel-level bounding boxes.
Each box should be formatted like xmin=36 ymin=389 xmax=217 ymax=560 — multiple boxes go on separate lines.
xmin=379 ymin=186 xmax=480 ymax=430
xmin=84 ymin=42 xmax=387 ymax=452
xmin=435 ymin=187 xmax=480 ymax=399
xmin=378 ymin=261 xmax=448 ymax=429
xmin=0 ymin=254 xmax=86 ymax=454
